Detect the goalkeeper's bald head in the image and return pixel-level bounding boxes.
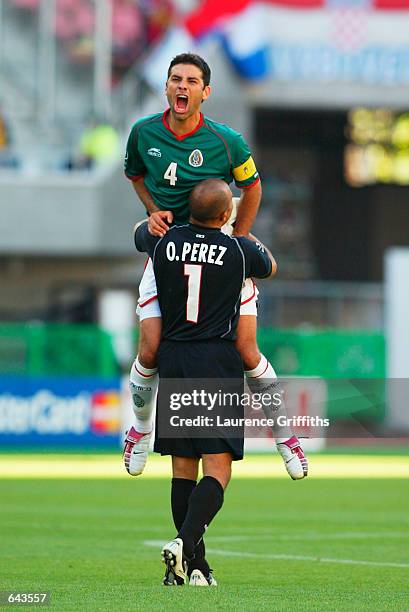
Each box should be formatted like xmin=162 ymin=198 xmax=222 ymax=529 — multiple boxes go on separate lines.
xmin=189 ymin=179 xmax=232 ymax=225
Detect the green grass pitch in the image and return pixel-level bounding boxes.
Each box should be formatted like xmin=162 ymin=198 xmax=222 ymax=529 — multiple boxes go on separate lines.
xmin=1 ymin=460 xmax=409 ymax=611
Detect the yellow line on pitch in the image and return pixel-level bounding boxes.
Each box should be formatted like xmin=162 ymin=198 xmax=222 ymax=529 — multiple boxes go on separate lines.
xmin=0 ymin=454 xmax=408 ymax=479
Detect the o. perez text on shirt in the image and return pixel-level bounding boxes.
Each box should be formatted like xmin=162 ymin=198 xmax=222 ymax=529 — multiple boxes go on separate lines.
xmin=166 ymin=241 xmax=227 ymax=266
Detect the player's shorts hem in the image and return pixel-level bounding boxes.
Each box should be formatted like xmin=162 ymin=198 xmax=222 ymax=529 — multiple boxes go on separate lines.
xmin=154 ymin=411 xmax=244 ymax=460
xmin=239 ymin=279 xmax=258 ymax=316
xmin=240 ymin=279 xmax=257 ymax=306
xmin=139 ymin=295 xmax=158 ymax=308
xmin=154 ymin=446 xmax=243 ymax=461
xmin=137 ymin=296 xmax=161 ymax=320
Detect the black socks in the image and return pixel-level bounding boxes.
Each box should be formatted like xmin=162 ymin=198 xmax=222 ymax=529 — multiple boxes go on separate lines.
xmin=171 ymin=477 xmax=196 ymax=531
xmin=171 ymin=478 xmax=208 ymax=574
xmin=176 ymin=475 xmax=224 ymax=561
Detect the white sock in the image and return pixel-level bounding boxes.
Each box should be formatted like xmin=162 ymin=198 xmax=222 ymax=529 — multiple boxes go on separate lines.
xmin=245 ymin=354 xmax=291 ymax=442
xmin=129 ymin=356 xmax=159 ymax=434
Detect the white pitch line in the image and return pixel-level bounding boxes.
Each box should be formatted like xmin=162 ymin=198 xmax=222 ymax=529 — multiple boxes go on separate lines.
xmin=142 ymin=540 xmax=409 ymax=569
xmin=144 ymin=530 xmax=409 ymax=544
xmin=206 ymin=549 xmax=409 ymax=569
xmin=209 ymin=531 xmax=409 ymax=542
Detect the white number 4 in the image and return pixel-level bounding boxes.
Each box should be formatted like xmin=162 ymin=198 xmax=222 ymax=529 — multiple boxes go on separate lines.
xmin=164 ymin=162 xmax=178 ymax=186
xmin=184 ymin=264 xmax=202 ymax=323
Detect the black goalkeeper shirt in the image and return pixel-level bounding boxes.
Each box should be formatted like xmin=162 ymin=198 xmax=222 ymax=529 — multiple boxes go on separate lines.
xmin=134 ymin=222 xmax=272 ymax=342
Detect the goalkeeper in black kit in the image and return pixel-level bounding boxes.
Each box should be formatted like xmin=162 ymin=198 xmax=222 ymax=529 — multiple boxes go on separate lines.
xmin=132 ymin=179 xmax=306 ymax=587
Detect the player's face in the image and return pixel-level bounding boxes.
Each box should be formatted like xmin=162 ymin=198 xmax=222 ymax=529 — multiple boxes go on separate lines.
xmin=166 ymin=64 xmax=211 ymax=121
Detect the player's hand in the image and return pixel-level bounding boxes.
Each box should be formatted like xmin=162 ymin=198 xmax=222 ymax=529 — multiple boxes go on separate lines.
xmin=148 ymin=210 xmax=173 ymax=237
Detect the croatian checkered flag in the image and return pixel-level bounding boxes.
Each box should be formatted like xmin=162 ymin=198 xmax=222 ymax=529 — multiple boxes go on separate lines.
xmin=329 ymin=0 xmax=370 ymax=52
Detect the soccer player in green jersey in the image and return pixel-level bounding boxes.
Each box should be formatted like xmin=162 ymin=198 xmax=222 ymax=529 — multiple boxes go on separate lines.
xmin=124 ymin=52 xmax=307 ymax=472
xmin=123 ymin=52 xmax=308 ymax=586
xmin=124 ymin=68 xmax=260 ymax=227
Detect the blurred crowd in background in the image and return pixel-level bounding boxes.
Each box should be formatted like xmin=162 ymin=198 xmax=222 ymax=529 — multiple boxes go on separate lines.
xmin=0 ymin=0 xmax=180 ymax=172
xmin=11 ymin=0 xmax=174 ymax=76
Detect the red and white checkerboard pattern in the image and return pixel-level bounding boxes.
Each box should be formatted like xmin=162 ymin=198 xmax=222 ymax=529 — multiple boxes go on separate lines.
xmin=331 ymin=7 xmax=369 ymax=52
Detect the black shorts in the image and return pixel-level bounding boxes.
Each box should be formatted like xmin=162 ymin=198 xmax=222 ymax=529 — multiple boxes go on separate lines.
xmin=154 ymin=339 xmax=244 ymax=461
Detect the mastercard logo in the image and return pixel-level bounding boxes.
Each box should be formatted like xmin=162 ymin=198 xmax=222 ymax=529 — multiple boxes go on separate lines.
xmin=91 ymin=391 xmax=121 ymax=434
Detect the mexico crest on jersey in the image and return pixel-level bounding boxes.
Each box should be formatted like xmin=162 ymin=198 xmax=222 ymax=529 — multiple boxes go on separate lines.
xmin=189 ymin=149 xmax=203 ymax=167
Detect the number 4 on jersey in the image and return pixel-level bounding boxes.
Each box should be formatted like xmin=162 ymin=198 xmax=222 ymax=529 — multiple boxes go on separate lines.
xmin=164 ymin=162 xmax=178 ymax=186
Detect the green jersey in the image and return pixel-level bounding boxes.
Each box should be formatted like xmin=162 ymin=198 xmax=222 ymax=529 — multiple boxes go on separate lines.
xmin=125 ymin=110 xmax=260 ymax=223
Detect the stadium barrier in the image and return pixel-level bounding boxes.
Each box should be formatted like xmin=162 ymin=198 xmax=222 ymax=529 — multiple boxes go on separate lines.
xmin=257 ymin=329 xmax=385 ymax=378
xmin=0 ymin=325 xmax=386 ymax=448
xmin=0 ymin=323 xmax=118 ymax=377
xmin=0 ymin=325 xmax=385 ymax=379
xmin=258 ymin=329 xmax=386 ymax=423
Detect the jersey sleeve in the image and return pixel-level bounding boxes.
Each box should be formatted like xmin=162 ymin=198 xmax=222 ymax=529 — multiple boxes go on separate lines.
xmin=134 ymin=222 xmax=160 ymax=258
xmin=124 ymin=122 xmax=146 ymax=182
xmin=231 ymin=133 xmax=260 ymax=189
xmin=238 ymin=237 xmax=272 ymax=279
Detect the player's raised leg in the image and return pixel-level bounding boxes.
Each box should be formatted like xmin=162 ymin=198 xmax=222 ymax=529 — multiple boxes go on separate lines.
xmin=124 ymin=316 xmax=161 ymax=476
xmin=236 ymin=314 xmax=308 ymax=480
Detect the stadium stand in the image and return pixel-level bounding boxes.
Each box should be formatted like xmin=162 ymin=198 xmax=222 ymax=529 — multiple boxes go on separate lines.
xmin=0 ymin=0 xmax=174 ymax=172
xmin=10 ymin=0 xmax=174 ymax=74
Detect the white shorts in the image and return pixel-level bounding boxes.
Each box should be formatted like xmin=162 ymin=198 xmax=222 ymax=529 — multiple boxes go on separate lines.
xmin=137 ymin=197 xmax=259 ymax=320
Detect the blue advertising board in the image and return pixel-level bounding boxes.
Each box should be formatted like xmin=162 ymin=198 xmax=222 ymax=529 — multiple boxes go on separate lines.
xmin=0 ymin=376 xmax=122 ymax=448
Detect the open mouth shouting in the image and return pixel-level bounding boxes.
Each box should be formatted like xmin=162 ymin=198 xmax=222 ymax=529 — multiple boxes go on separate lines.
xmin=174 ymin=94 xmax=189 ymax=114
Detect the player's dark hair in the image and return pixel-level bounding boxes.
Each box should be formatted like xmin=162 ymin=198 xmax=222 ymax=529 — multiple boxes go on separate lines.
xmin=167 ymin=53 xmax=211 ymax=87
xmin=189 ymin=179 xmax=231 ymax=222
